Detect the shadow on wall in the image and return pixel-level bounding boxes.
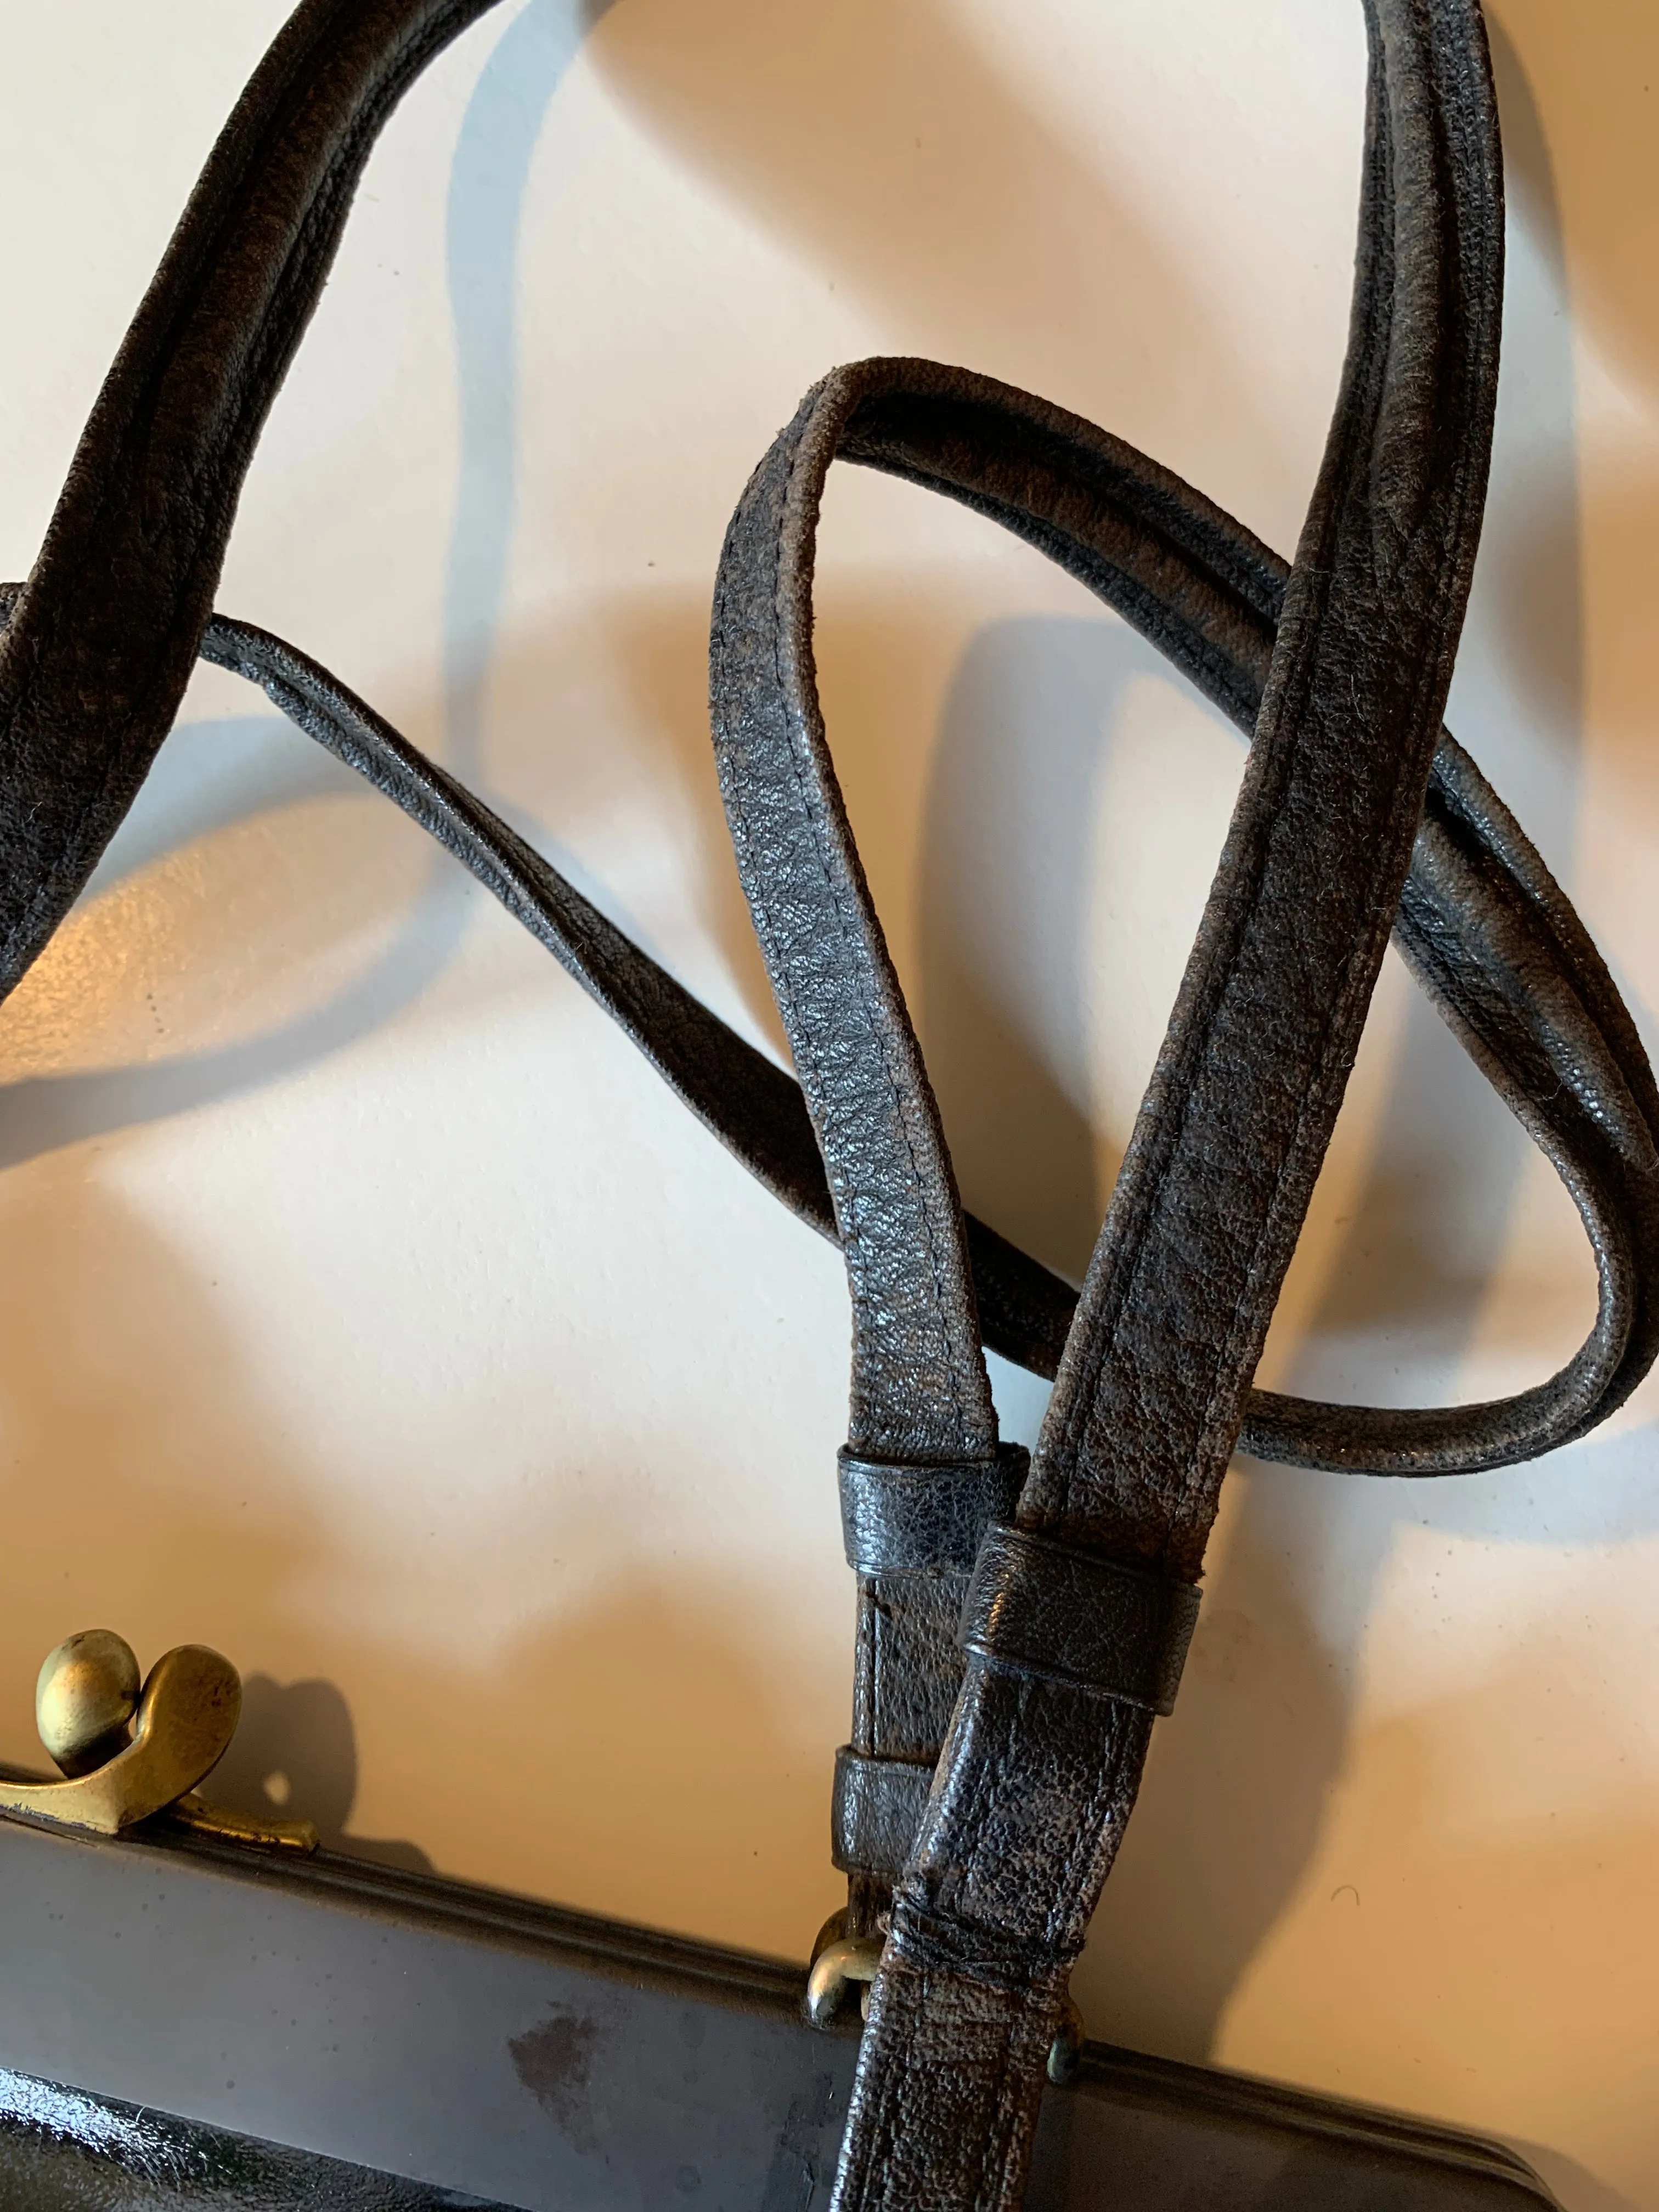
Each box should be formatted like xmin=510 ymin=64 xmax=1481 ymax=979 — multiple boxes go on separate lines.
xmin=916 ymin=614 xmax=1243 ymax=1290
xmin=1487 ymin=0 xmax=1659 ymax=949
xmin=919 ymin=621 xmax=1135 ymax=1289
xmin=208 ymin=1675 xmax=434 ymax=1874
xmin=0 ymin=1169 xmax=839 ymax=1951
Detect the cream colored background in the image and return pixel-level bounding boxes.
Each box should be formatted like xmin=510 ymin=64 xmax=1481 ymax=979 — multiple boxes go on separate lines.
xmin=1 ymin=2 xmax=1657 ymax=2204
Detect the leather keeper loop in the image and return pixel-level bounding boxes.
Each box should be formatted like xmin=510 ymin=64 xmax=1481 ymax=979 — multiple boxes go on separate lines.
xmin=838 ymin=1444 xmax=1029 ymax=1575
xmin=960 ymin=1525 xmax=1200 ymax=1715
xmin=830 ymin=1748 xmax=935 ymax=1878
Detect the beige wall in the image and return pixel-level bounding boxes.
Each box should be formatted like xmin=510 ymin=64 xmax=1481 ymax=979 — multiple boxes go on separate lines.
xmin=1 ymin=3 xmax=1655 ymax=2203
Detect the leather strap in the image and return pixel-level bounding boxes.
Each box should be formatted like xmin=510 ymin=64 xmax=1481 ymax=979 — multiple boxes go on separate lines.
xmin=838 ymin=1448 xmax=1029 ymax=1576
xmin=0 ymin=0 xmax=1649 ymax=1479
xmin=958 ymin=1528 xmax=1200 ymax=1715
xmin=833 ymin=376 xmax=1659 ymax=1473
xmin=830 ymin=1748 xmax=933 ymax=1883
xmin=0 ymin=7 xmax=1647 ymax=2203
xmin=12 ymin=473 xmax=1650 ymax=1479
xmin=708 ymin=2 xmax=1507 ymax=2203
xmin=707 ymin=318 xmax=1024 ymax=1931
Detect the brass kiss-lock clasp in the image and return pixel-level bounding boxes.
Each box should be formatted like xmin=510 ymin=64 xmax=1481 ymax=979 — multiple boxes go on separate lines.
xmin=0 ymin=1629 xmax=318 ymax=1853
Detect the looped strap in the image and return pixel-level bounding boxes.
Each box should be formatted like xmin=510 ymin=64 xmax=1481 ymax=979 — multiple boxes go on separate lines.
xmin=960 ymin=1527 xmax=1200 ymax=1716
xmin=838 ymin=1445 xmax=1029 ymax=1575
xmin=830 ymin=1750 xmax=934 ymax=1882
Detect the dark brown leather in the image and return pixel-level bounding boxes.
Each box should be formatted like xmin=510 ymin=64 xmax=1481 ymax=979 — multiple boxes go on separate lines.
xmin=0 ymin=0 xmax=1650 ymax=1489
xmin=0 ymin=3 xmax=1642 ymax=2209
xmin=11 ymin=479 xmax=1649 ymax=1481
xmin=957 ymin=1528 xmax=1201 ymax=1716
xmin=706 ymin=2 xmax=1512 ymax=2204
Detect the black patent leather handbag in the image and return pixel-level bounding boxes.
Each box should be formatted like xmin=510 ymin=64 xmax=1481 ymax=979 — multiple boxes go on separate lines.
xmin=2 ymin=4 xmax=1650 ymax=2208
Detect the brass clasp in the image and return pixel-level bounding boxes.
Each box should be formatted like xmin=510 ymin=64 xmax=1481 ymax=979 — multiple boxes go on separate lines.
xmin=0 ymin=1629 xmax=317 ymax=1853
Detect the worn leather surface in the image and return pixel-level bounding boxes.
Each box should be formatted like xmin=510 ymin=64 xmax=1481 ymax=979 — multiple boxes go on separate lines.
xmin=819 ymin=3 xmax=1505 ymax=2203
xmin=707 ymin=1 xmax=1512 ymax=2203
xmin=838 ymin=1448 xmax=1031 ymax=1576
xmin=0 ymin=0 xmax=1652 ymax=1477
xmin=2 ymin=370 xmax=1652 ymax=1481
xmin=834 ymin=379 xmax=1659 ymax=1473
xmin=831 ymin=1748 xmax=936 ymax=1882
xmin=13 ymin=478 xmax=1651 ymax=1481
xmin=0 ymin=1 xmax=1646 ymax=2207
xmin=959 ymin=1528 xmax=1201 ymax=1715
xmin=708 ymin=322 xmax=1028 ymax=1929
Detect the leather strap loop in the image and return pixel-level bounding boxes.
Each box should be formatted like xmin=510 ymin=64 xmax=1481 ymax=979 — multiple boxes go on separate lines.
xmin=838 ymin=1446 xmax=1028 ymax=1576
xmin=830 ymin=1749 xmax=934 ymax=1881
xmin=10 ymin=537 xmax=1650 ymax=1488
xmin=5 ymin=21 xmax=1655 ymax=1479
xmin=825 ymin=4 xmax=1508 ymax=2204
xmin=960 ymin=1527 xmax=1199 ymax=1716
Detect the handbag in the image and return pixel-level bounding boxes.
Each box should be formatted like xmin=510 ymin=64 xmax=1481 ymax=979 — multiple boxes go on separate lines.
xmin=2 ymin=2 xmax=1651 ymax=2207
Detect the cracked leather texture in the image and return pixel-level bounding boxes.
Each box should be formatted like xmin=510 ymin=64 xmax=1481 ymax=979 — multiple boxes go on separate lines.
xmin=833 ymin=1440 xmax=1024 ymax=1889
xmin=795 ymin=4 xmax=1509 ymax=2204
xmin=0 ymin=1 xmax=1651 ymax=2207
xmin=0 ymin=0 xmax=1646 ymax=1492
xmin=959 ymin=1527 xmax=1201 ymax=1715
xmin=831 ymin=1749 xmax=936 ymax=1882
xmin=839 ymin=1447 xmax=1030 ymax=1575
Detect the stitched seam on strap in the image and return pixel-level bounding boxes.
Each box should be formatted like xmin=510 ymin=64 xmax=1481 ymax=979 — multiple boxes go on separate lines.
xmin=1039 ymin=63 xmax=1409 ymax=1496
xmin=1048 ymin=26 xmax=1466 ymax=1549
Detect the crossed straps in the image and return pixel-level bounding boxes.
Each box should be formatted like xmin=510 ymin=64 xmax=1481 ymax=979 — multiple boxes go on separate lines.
xmin=0 ymin=3 xmax=1646 ymax=2210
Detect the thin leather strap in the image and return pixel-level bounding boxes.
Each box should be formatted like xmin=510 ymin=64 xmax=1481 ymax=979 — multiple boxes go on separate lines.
xmin=9 ymin=442 xmax=1646 ymax=1482
xmin=0 ymin=0 xmax=509 ymax=1003
xmin=958 ymin=1528 xmax=1201 ymax=1714
xmin=708 ymin=3 xmax=1505 ymax=2204
xmin=0 ymin=0 xmax=1649 ymax=1481
xmin=707 ymin=334 xmax=1026 ymax=1932
xmin=831 ymin=371 xmax=1659 ymax=1470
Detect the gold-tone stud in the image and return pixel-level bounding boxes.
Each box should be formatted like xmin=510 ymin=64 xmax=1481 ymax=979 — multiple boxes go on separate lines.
xmin=806 ymin=1931 xmax=883 ymax=2028
xmin=1047 ymin=1992 xmax=1086 ymax=2084
xmin=0 ymin=1630 xmax=317 ymax=1853
xmin=36 ymin=1629 xmax=141 ymax=1778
